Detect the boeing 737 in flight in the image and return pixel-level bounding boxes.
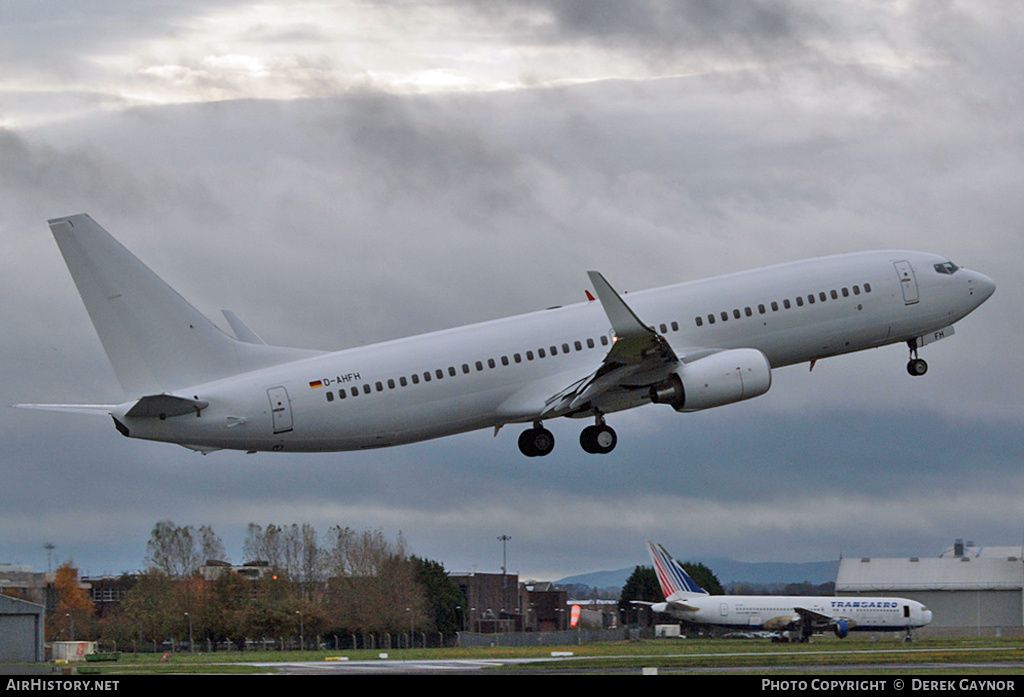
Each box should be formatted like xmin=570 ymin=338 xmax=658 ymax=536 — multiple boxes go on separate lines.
xmin=19 ymin=214 xmax=994 ymax=456
xmin=645 ymin=542 xmax=933 ymax=640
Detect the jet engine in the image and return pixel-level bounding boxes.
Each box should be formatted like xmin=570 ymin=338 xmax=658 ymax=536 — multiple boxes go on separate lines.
xmin=649 ymin=348 xmax=772 ymax=412
xmin=833 ymin=619 xmax=850 ymax=638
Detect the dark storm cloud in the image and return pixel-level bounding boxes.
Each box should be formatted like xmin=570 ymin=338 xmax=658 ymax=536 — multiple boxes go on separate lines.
xmin=1 ymin=1 xmax=1021 ymax=579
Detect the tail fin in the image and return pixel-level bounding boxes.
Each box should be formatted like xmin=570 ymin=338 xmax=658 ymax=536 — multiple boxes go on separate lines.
xmin=48 ymin=214 xmax=320 ymax=397
xmin=647 ymin=541 xmax=708 ymax=599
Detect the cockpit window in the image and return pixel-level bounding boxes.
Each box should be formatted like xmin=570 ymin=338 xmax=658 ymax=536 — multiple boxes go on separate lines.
xmin=934 ymin=261 xmax=959 ymax=275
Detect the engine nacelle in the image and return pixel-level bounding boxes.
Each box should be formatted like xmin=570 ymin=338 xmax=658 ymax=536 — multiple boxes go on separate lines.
xmin=649 ymin=348 xmax=772 ymax=412
xmin=833 ymin=619 xmax=849 ymax=638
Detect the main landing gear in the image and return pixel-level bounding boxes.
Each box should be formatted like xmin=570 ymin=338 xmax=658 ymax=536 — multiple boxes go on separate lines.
xmin=517 ymin=417 xmax=618 ymax=457
xmin=907 ymin=339 xmax=928 ymax=376
xmin=580 ymin=416 xmax=617 ymax=455
xmin=518 ymin=423 xmax=555 ymax=458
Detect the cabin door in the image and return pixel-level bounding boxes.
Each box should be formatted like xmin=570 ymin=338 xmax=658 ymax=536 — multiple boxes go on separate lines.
xmin=267 ymin=386 xmax=293 ymax=434
xmin=894 ymin=261 xmax=919 ymax=304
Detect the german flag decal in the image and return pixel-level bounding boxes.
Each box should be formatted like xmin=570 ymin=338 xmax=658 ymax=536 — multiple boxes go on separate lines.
xmin=308 ymin=380 xmax=324 ymax=389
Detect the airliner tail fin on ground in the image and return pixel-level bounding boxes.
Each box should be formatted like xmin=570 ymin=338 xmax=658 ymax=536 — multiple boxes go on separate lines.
xmin=47 ymin=215 xmax=319 ymax=397
xmin=647 ymin=540 xmax=709 ymax=600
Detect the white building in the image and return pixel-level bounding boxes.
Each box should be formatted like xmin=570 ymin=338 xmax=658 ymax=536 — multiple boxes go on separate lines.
xmin=836 ymin=540 xmax=1024 ymax=635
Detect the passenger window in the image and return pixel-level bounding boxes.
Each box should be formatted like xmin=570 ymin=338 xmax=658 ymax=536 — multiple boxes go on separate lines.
xmin=514 ymin=353 xmax=522 ymax=363
xmin=538 ymin=348 xmax=546 ymax=358
xmin=488 ymin=358 xmax=496 ymax=368
xmin=708 ymin=314 xmax=716 ymax=325
xmin=476 ymin=361 xmax=484 ymax=371
xmin=550 ymin=346 xmax=558 ymax=356
xmin=808 ymin=294 xmax=815 ymax=304
xmin=758 ymin=304 xmax=766 ymax=314
xmin=744 ymin=307 xmax=752 ymax=317
xmin=600 ymin=335 xmax=609 ymax=346
xmin=462 ymin=364 xmax=470 ymax=374
xmin=423 ymin=372 xmax=431 ymax=382
xmin=842 ymin=288 xmax=849 ymax=297
xmin=411 ymin=374 xmax=419 ymax=384
xmin=435 ymin=369 xmax=443 ymax=380
xmin=449 ymin=366 xmax=457 ymax=377
xmin=783 ymin=299 xmax=791 ymax=309
xmin=562 ymin=343 xmax=570 ymax=353
xmin=864 ymin=283 xmax=872 ymax=292
xmin=771 ymin=301 xmax=779 ymax=311
xmin=696 ymin=316 xmax=703 ymax=327
xmin=796 ymin=296 xmax=803 ymax=307
xmin=376 ymin=381 xmax=383 ymax=392
xmin=586 ymin=338 xmax=595 ymax=348
xmin=721 ymin=311 xmax=728 ymax=322
xmin=732 ymin=309 xmax=740 ymax=319
xmin=326 ymin=391 xmax=334 ymax=402
xmin=387 ymin=379 xmax=396 ymax=389
xmin=351 ymin=386 xmax=359 ymax=396
xmin=399 ymin=377 xmax=407 ymax=387
xmin=819 ymin=292 xmax=827 ymax=302
xmin=501 ymin=356 xmax=509 ymax=366
xmin=830 ymin=290 xmax=838 ymax=299
xmin=671 ymin=321 xmax=679 ymax=331
xmin=339 ymin=389 xmax=347 ymax=399
xmin=526 ymin=350 xmax=534 ymax=360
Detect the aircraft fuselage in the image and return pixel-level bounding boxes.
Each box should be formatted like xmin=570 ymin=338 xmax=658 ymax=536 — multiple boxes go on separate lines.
xmin=109 ymin=249 xmax=994 ymax=454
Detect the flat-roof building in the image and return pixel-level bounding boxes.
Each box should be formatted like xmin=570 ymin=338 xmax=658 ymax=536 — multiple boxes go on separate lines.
xmin=836 ymin=540 xmax=1024 ymax=635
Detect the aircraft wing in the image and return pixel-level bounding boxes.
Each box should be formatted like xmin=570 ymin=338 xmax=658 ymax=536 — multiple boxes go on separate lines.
xmin=794 ymin=607 xmax=856 ymax=634
xmin=540 ymin=272 xmax=681 ymax=418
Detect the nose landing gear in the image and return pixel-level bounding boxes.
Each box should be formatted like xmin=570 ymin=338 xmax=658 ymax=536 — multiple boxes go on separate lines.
xmin=907 ymin=339 xmax=928 ymax=376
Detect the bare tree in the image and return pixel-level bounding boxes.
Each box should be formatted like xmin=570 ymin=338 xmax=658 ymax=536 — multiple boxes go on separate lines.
xmin=145 ymin=520 xmax=203 ymax=578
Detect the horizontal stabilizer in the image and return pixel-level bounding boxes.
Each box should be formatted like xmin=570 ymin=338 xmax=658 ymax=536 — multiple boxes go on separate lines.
xmin=12 ymin=404 xmax=115 ymax=416
xmin=125 ymin=394 xmax=209 ymax=418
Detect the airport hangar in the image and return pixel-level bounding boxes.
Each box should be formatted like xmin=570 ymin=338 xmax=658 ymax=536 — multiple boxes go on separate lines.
xmin=836 ymin=540 xmax=1024 ymax=636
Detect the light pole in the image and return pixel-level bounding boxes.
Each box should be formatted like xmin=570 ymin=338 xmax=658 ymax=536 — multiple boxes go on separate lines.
xmin=498 ymin=535 xmax=511 ymax=590
xmin=296 ymin=610 xmax=303 ymax=651
xmin=184 ymin=612 xmax=193 ymax=653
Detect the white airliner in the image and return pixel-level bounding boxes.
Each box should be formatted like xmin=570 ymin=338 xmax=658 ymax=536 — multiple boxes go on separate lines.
xmin=19 ymin=214 xmax=994 ymax=456
xmin=645 ymin=542 xmax=933 ymax=640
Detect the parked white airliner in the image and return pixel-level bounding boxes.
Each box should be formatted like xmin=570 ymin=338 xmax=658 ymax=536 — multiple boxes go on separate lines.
xmin=20 ymin=214 xmax=994 ymax=456
xmin=645 ymin=542 xmax=933 ymax=640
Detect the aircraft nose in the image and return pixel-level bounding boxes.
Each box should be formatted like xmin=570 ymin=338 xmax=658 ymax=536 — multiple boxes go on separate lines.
xmin=969 ymin=271 xmax=996 ymax=303
xmin=922 ymin=609 xmax=933 ymax=625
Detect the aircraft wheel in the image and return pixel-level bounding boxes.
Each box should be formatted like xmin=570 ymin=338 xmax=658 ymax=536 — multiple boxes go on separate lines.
xmin=519 ymin=427 xmax=555 ymax=457
xmin=907 ymin=358 xmax=928 ymax=376
xmin=580 ymin=424 xmax=617 ymax=454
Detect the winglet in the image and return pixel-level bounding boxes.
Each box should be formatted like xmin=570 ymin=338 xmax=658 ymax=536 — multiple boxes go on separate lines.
xmin=587 ymin=271 xmax=654 ymax=340
xmin=222 ymin=310 xmax=267 ymax=345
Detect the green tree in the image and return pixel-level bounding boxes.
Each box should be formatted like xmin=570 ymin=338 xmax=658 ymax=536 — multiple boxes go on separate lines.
xmin=117 ymin=571 xmax=177 ymax=645
xmin=618 ymin=565 xmax=662 ymax=624
xmin=681 ymin=561 xmax=724 ymax=596
xmin=412 ymin=556 xmax=463 ymax=635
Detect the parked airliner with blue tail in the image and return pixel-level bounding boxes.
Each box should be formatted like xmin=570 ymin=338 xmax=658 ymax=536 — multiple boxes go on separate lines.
xmin=18 ymin=214 xmax=994 ymax=456
xmin=645 ymin=542 xmax=933 ymax=640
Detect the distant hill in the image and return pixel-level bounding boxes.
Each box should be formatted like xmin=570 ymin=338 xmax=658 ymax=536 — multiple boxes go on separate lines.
xmin=556 ymin=557 xmax=838 ymax=590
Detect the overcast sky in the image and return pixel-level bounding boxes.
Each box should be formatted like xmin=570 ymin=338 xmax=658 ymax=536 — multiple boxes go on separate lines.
xmin=2 ymin=1 xmax=1021 ymax=582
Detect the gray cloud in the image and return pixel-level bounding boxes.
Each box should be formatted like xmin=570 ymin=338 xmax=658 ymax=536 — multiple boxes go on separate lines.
xmin=1 ymin=1 xmax=1021 ymax=580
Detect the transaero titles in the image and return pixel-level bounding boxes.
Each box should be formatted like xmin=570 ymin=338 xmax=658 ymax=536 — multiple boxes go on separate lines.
xmin=762 ymin=679 xmax=1016 ymax=692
